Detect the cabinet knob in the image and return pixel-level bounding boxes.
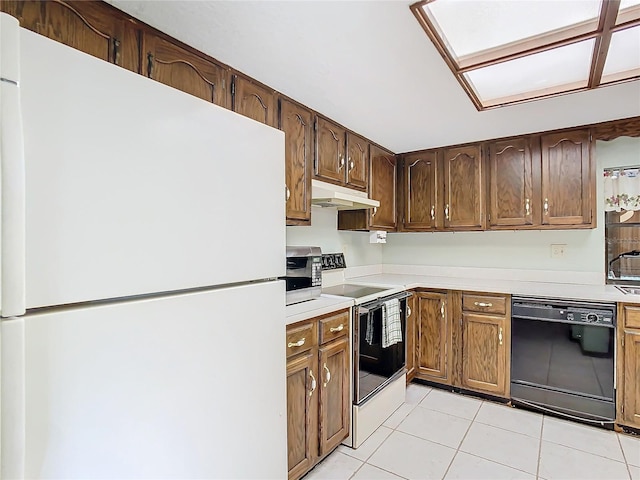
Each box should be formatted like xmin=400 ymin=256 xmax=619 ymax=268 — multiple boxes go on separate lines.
xmin=309 ymin=370 xmax=317 ymax=397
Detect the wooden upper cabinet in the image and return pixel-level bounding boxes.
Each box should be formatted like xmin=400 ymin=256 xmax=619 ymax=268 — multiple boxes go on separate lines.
xmin=402 ymin=150 xmax=440 ymax=231
xmin=280 ymin=98 xmax=313 ymax=226
xmin=369 ymin=145 xmax=397 ymax=230
xmin=443 ymin=145 xmax=484 ymax=229
xmin=231 ymin=74 xmax=277 ymax=127
xmin=488 ymin=138 xmax=534 ymax=227
xmin=143 ymin=32 xmax=229 ymax=107
xmin=315 ymin=116 xmax=347 ymax=185
xmin=345 ymin=133 xmax=369 ymax=191
xmin=1 ymin=0 xmax=139 ymax=73
xmin=541 ymin=129 xmax=593 ymax=226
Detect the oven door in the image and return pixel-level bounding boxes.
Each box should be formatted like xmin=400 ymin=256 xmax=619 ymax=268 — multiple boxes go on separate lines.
xmin=354 ymin=297 xmax=407 ymax=405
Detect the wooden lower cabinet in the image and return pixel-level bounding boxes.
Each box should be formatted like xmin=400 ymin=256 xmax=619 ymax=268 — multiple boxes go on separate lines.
xmin=405 ymin=292 xmax=417 ymax=383
xmin=415 ymin=291 xmax=452 ymax=384
xmin=412 ymin=290 xmax=510 ymax=398
xmin=617 ymin=304 xmax=640 ymax=429
xmin=286 ymin=351 xmax=317 ymax=480
xmin=286 ymin=309 xmax=350 ymax=480
xmin=319 ymin=336 xmax=350 ymax=455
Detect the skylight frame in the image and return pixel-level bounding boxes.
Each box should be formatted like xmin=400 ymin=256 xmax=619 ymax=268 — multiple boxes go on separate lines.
xmin=410 ymin=0 xmax=640 ymax=110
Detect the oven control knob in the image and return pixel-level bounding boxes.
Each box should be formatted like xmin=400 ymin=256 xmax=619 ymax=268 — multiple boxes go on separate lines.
xmin=586 ymin=313 xmax=598 ymax=323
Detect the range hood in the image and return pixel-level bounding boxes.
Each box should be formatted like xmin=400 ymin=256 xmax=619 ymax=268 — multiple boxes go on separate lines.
xmin=311 ymin=179 xmax=380 ymax=210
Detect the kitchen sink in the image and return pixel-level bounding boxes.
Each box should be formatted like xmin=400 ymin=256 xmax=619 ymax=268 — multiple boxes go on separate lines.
xmin=615 ymin=286 xmax=640 ymax=295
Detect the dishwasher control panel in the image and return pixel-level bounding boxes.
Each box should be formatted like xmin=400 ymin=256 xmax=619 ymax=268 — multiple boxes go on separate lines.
xmin=512 ymin=297 xmax=616 ymax=327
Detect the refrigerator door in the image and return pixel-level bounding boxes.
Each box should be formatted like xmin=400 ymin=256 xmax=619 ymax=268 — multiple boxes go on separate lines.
xmin=10 ymin=26 xmax=285 ymax=311
xmin=1 ymin=281 xmax=287 ymax=479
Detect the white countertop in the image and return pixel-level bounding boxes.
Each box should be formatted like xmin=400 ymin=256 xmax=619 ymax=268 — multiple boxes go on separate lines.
xmin=345 ymin=273 xmax=640 ymax=304
xmin=286 ymin=269 xmax=640 ymax=325
xmin=286 ymin=295 xmax=354 ymax=325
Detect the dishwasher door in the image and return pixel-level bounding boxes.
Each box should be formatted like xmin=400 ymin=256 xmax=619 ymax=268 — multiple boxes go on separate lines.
xmin=510 ymin=297 xmax=616 ymax=425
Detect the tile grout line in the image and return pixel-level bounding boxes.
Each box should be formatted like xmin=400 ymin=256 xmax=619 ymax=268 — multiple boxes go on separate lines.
xmin=439 ymin=399 xmax=484 ymax=480
xmin=616 ymin=431 xmax=634 ymax=480
xmin=536 ymin=414 xmax=545 ymax=479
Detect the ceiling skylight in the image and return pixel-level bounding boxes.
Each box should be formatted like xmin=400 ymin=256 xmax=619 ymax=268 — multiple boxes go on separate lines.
xmin=411 ymin=0 xmax=640 ymax=110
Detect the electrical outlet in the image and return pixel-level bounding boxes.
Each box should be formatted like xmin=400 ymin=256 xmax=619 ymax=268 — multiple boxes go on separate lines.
xmin=551 ymin=244 xmax=567 ymax=259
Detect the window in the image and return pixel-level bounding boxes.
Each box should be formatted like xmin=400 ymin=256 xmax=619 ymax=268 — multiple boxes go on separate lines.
xmin=411 ymin=0 xmax=640 ymax=109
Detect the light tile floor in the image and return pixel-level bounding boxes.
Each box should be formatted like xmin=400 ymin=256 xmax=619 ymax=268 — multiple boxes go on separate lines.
xmin=304 ymin=383 xmax=640 ymax=480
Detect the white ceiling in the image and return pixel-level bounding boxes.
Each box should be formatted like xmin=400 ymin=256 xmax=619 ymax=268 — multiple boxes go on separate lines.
xmin=108 ymin=0 xmax=640 ymax=153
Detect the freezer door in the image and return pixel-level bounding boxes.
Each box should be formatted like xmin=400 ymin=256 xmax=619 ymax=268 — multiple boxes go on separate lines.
xmin=16 ymin=27 xmax=285 ymax=310
xmin=1 ymin=281 xmax=287 ymax=478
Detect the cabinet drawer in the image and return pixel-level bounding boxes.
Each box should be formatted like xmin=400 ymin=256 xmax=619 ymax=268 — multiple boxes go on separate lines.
xmin=623 ymin=305 xmax=640 ymax=329
xmin=463 ymin=294 xmax=507 ymax=315
xmin=319 ymin=310 xmax=350 ymax=344
xmin=286 ymin=321 xmax=317 ymax=358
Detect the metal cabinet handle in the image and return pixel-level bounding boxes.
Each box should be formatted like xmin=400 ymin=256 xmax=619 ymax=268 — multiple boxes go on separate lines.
xmin=288 ymin=337 xmax=305 ymax=348
xmin=544 ymin=198 xmax=549 ymax=215
xmin=430 ymin=205 xmax=435 ymax=220
xmin=474 ymin=302 xmax=493 ymax=308
xmin=113 ymin=38 xmax=121 ymax=65
xmin=323 ymin=363 xmax=331 ymax=387
xmin=285 ymin=185 xmax=291 ymax=202
xmin=349 ymin=158 xmax=354 ymax=171
xmin=407 ymin=305 xmax=412 ymax=317
xmin=525 ymin=198 xmax=530 ymax=216
xmin=338 ymin=155 xmax=345 ymax=171
xmin=440 ymin=302 xmax=445 ymax=318
xmin=499 ymin=327 xmax=503 ymax=346
xmin=372 ymin=206 xmax=377 ymax=217
xmin=309 ymin=370 xmax=317 ymax=396
xmin=445 ymin=204 xmax=450 ymax=220
xmin=329 ymin=324 xmax=344 ymax=333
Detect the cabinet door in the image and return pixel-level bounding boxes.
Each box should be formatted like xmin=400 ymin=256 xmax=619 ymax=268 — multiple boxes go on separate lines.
xmin=461 ymin=313 xmax=508 ymax=396
xmin=405 ymin=294 xmax=417 ymax=383
xmin=280 ymin=98 xmax=313 ymax=226
xmin=231 ymin=74 xmax=277 ymax=127
xmin=315 ymin=117 xmax=347 ymax=185
xmin=622 ymin=330 xmax=640 ymax=427
xmin=286 ymin=351 xmax=318 ymax=480
xmin=345 ymin=133 xmax=369 ymax=191
xmin=2 ymin=0 xmax=139 ymax=73
xmin=541 ymin=130 xmax=592 ymax=226
xmin=144 ymin=33 xmax=229 ymax=107
xmin=489 ymin=138 xmax=534 ymax=227
xmin=417 ymin=292 xmax=450 ymax=383
xmin=443 ymin=145 xmax=484 ymax=229
xmin=369 ymin=145 xmax=397 ymax=230
xmin=318 ymin=336 xmax=350 ymax=456
xmin=403 ymin=151 xmax=440 ymax=230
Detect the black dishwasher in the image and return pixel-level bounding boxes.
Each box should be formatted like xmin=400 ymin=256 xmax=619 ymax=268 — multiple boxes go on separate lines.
xmin=511 ymin=297 xmax=616 ymax=427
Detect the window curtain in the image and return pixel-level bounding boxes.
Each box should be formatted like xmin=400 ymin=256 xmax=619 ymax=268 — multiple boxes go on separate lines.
xmin=604 ymin=168 xmax=640 ymax=212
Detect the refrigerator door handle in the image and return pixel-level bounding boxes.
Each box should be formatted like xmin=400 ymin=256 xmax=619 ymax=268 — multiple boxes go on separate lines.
xmin=0 ymin=17 xmax=26 ymax=317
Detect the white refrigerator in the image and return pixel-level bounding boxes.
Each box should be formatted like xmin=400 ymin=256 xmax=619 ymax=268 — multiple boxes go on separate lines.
xmin=0 ymin=13 xmax=287 ymax=479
